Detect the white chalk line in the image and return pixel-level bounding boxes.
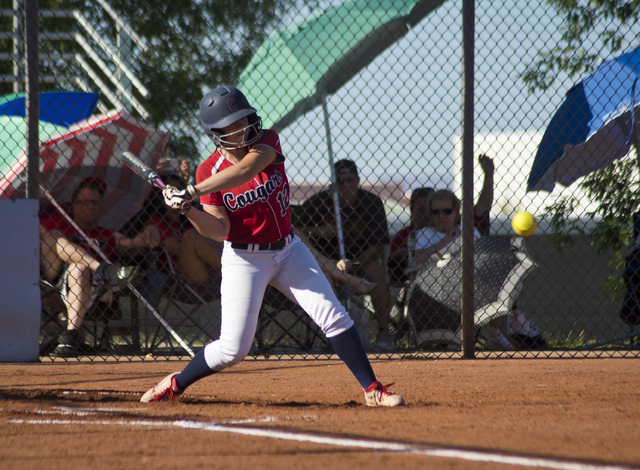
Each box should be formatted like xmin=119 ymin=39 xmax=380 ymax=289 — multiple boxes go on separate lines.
xmin=5 ymin=412 xmax=636 ymax=470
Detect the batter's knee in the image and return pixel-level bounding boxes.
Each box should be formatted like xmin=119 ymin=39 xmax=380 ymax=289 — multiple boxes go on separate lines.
xmin=321 ymin=310 xmax=354 ymax=339
xmin=203 ymin=340 xmax=253 ymax=371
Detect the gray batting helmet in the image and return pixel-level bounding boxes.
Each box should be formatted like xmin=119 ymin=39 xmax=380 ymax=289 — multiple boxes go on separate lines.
xmin=199 ymin=86 xmax=263 ymax=149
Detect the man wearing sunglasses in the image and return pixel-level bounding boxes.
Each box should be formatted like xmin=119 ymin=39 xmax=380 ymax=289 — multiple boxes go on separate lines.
xmin=299 ymin=159 xmax=394 ymax=350
xmin=40 ymin=177 xmax=159 ymax=356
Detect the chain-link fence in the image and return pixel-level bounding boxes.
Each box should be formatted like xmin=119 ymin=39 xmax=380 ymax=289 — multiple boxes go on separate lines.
xmin=1 ymin=0 xmax=639 ymax=361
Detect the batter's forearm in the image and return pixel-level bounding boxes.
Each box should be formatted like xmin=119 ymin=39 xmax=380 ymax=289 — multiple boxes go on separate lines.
xmin=194 ymin=166 xmax=254 ymax=196
xmin=187 ymin=210 xmax=229 ymax=242
xmin=194 ymin=148 xmax=275 ymax=196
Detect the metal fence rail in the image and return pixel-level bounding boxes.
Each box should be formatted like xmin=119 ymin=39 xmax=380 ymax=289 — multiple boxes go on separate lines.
xmin=1 ymin=0 xmax=639 ymax=360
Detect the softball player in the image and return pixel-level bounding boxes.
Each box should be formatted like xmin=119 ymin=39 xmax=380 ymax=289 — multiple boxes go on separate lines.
xmin=140 ymin=86 xmax=404 ymax=407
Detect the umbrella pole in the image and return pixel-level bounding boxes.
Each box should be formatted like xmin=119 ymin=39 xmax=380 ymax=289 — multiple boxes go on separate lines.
xmin=321 ymin=90 xmax=352 ymax=310
xmin=40 ymin=187 xmax=195 ymax=358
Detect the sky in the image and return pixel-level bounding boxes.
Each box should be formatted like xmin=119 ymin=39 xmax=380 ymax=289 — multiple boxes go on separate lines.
xmin=202 ymin=0 xmax=640 ymax=222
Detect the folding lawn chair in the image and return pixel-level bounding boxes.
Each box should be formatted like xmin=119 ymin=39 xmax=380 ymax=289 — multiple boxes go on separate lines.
xmin=41 ymin=191 xmax=196 ymax=357
xmin=137 ymin=245 xmax=222 ymax=356
xmin=39 ymin=275 xmax=137 ymax=356
xmin=391 ymin=236 xmax=539 ymax=351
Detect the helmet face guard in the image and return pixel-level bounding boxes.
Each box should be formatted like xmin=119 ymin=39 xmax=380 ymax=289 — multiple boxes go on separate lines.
xmin=211 ymin=113 xmax=263 ymax=150
xmin=200 ymin=86 xmax=264 ymax=149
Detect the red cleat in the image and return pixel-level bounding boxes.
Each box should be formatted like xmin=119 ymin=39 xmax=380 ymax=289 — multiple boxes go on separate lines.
xmin=140 ymin=372 xmax=183 ymax=403
xmin=363 ymin=381 xmax=405 ymax=407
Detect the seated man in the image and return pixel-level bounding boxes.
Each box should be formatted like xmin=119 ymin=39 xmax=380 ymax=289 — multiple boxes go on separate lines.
xmin=41 ymin=177 xmax=158 ymax=357
xmin=298 ymin=159 xmax=393 ymax=350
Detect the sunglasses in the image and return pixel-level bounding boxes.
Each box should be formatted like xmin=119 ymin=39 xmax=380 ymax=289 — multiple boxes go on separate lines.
xmin=431 ymin=208 xmax=454 ymax=216
xmin=337 ymin=176 xmax=358 ymax=185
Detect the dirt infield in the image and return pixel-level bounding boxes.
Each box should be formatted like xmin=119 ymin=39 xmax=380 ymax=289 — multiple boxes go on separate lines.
xmin=1 ymin=356 xmax=639 ymax=469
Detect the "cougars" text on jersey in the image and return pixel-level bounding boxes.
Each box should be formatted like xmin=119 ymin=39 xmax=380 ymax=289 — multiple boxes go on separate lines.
xmin=222 ymin=170 xmax=284 ymax=212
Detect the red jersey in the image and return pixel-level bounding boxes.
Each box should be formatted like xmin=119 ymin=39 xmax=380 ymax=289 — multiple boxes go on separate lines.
xmin=197 ymin=130 xmax=292 ymax=244
xmin=41 ymin=215 xmax=117 ymax=262
xmin=390 ymin=224 xmax=415 ymax=254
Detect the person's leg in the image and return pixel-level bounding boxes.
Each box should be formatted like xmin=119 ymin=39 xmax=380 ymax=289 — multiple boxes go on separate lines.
xmin=177 ymin=229 xmax=222 ymax=284
xmin=358 ymin=261 xmax=390 ymax=330
xmin=53 ymin=264 xmax=95 ymax=356
xmin=40 ymin=227 xmax=63 ymax=282
xmin=145 ymin=269 xmax=168 ymax=308
xmin=141 ymin=248 xmax=272 ymax=402
xmin=64 ymin=264 xmax=93 ymax=330
xmin=51 ymin=232 xmax=101 ymax=271
xmin=296 ymin=230 xmax=375 ymax=295
xmin=271 ymin=240 xmax=376 ymax=388
xmin=486 ymin=315 xmax=516 ymax=350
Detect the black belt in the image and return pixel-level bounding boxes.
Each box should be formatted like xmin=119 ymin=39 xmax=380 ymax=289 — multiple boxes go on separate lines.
xmin=231 ymin=228 xmax=295 ymax=252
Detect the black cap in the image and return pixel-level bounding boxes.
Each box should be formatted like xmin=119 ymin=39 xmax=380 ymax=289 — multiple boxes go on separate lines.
xmin=334 ymin=159 xmax=358 ymax=176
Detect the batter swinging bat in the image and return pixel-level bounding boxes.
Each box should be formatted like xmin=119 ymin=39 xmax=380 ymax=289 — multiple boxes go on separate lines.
xmin=121 ymin=151 xmax=166 ymax=189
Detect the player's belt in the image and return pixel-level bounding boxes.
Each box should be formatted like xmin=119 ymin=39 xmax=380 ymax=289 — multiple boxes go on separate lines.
xmin=231 ymin=227 xmax=295 ymax=252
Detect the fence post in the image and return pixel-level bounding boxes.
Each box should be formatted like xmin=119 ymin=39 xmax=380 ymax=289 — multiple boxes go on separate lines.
xmin=460 ymin=0 xmax=475 ymax=358
xmin=25 ymin=0 xmax=38 ymax=199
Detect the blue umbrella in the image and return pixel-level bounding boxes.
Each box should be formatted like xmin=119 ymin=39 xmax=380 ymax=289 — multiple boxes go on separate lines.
xmin=0 ymin=91 xmax=99 ymax=127
xmin=528 ymin=46 xmax=640 ymax=192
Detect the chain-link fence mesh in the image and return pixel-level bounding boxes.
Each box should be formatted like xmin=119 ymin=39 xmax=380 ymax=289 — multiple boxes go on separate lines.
xmin=1 ymin=0 xmax=639 ymax=361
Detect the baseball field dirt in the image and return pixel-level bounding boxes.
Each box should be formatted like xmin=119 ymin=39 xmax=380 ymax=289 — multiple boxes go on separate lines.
xmin=1 ymin=355 xmax=639 ymax=469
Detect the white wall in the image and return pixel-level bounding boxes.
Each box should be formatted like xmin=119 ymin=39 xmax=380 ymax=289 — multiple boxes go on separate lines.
xmin=0 ymin=199 xmax=40 ymax=362
xmin=452 ymin=132 xmax=598 ymax=225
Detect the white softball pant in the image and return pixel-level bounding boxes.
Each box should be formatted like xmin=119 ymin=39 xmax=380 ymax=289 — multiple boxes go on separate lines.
xmin=202 ymin=236 xmax=354 ymax=371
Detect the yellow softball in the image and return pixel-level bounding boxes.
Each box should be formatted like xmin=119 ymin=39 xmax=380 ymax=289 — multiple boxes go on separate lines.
xmin=512 ymin=211 xmax=538 ymax=236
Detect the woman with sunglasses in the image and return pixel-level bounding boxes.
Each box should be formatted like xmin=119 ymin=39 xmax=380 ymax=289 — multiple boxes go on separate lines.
xmin=412 ymin=189 xmax=545 ymax=350
xmin=413 ymin=189 xmax=479 ymax=264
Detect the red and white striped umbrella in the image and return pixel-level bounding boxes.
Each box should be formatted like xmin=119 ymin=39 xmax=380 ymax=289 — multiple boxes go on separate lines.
xmin=0 ymin=108 xmax=169 ymax=230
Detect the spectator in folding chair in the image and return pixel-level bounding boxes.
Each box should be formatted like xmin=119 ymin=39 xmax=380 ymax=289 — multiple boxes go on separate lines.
xmin=120 ymin=171 xmax=223 ymax=308
xmin=289 ymin=204 xmax=376 ymax=297
xmin=388 ymin=154 xmax=495 ymax=286
xmin=40 ymin=177 xmax=157 ymax=357
xmin=413 ymin=189 xmax=546 ymax=350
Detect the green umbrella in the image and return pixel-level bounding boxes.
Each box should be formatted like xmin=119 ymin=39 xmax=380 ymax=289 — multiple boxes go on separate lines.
xmin=237 ymin=0 xmax=444 ymax=131
xmin=0 ymin=115 xmax=66 ymax=182
xmin=236 ymin=0 xmax=444 ymax=261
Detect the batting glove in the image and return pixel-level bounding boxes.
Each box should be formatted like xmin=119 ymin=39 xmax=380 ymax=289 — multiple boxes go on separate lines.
xmin=163 ymin=185 xmax=198 ymax=214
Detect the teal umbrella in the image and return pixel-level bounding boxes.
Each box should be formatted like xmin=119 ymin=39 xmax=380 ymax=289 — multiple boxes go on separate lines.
xmin=0 ymin=115 xmax=66 ymax=182
xmin=236 ymin=0 xmax=444 ymax=260
xmin=237 ymin=0 xmax=443 ymax=132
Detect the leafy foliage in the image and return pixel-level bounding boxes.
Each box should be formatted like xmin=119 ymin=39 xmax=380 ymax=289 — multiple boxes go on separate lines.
xmin=522 ymin=0 xmax=640 ymax=92
xmin=522 ymin=0 xmax=640 ymax=302
xmin=2 ymin=0 xmax=317 ymax=175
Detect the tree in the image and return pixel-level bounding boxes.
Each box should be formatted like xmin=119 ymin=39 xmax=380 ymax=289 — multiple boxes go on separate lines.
xmin=521 ymin=0 xmax=640 ymax=300
xmin=23 ymin=0 xmax=318 ymax=174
